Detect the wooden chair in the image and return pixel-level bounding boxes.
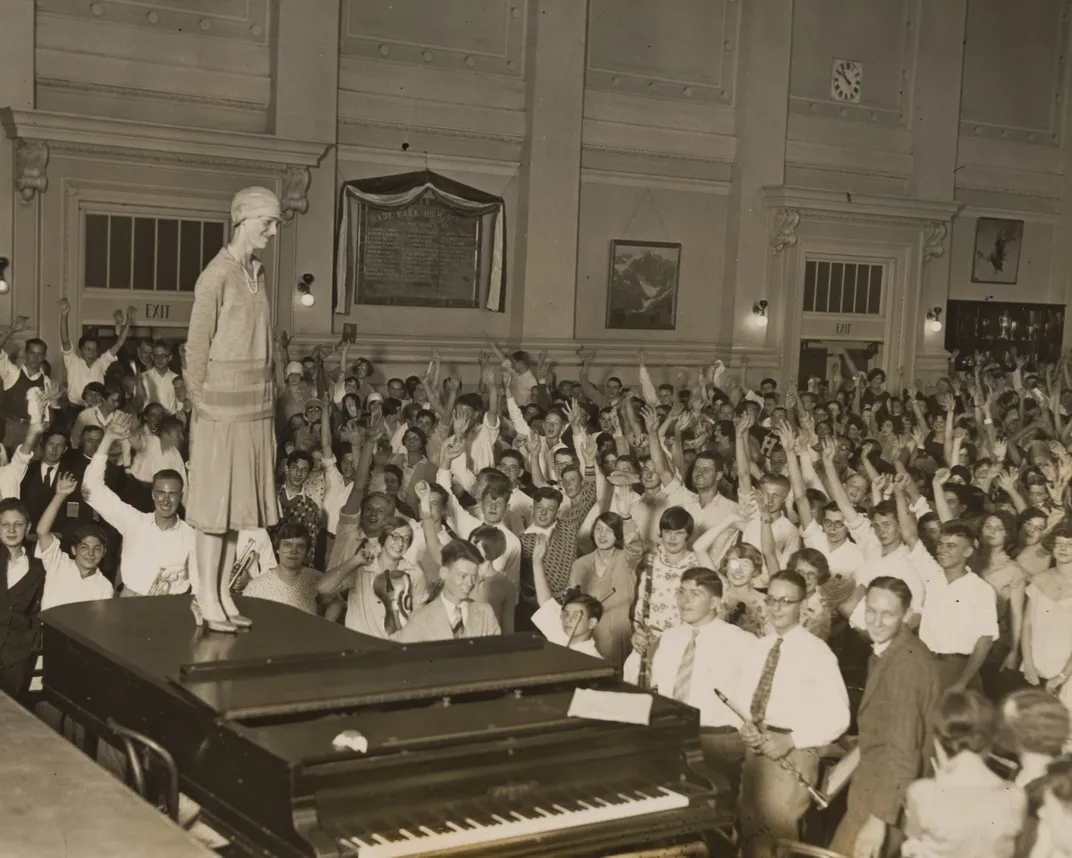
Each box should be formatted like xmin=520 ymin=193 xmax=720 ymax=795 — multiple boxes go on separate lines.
xmin=774 ymin=841 xmax=850 ymax=858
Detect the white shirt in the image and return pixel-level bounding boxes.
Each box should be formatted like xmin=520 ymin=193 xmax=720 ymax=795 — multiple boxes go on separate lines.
xmin=918 ymin=567 xmax=1000 ymax=656
xmin=6 ymin=550 xmax=30 ymax=589
xmin=802 ymin=520 xmax=866 ymax=583
xmin=405 ymin=521 xmax=452 ymax=585
xmin=665 ymin=481 xmax=740 ymax=543
xmin=0 ymin=350 xmax=55 ymax=400
xmin=624 ymin=619 xmax=757 ymax=728
xmin=507 ymin=490 xmax=533 ymax=536
xmin=321 ymin=457 xmax=356 ymax=536
xmin=234 ymin=528 xmax=279 ymax=582
xmin=142 ymin=367 xmax=179 ymax=413
xmin=731 ymin=623 xmax=850 ymax=749
xmin=531 ymin=598 xmax=604 ymax=658
xmin=82 ymin=450 xmax=198 ymax=596
xmin=0 ymin=445 xmax=32 ymax=500
xmin=36 ymin=538 xmax=113 ymax=611
xmin=741 ymin=514 xmax=802 ymax=588
xmin=62 ymin=347 xmax=116 ymax=406
xmin=847 ymin=518 xmax=928 ymax=629
xmin=441 ymin=592 xmax=469 ymax=629
xmin=437 ymin=467 xmax=521 ymax=588
xmin=448 ymin=414 xmax=498 ymax=486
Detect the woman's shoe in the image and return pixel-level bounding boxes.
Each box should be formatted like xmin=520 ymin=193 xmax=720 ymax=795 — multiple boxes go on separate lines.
xmin=190 ymin=598 xmax=239 ymax=634
xmin=220 ymin=592 xmax=253 ymax=629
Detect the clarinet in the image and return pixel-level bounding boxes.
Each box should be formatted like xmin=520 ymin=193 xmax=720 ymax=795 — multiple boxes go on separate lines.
xmin=636 ymin=563 xmax=656 ymax=689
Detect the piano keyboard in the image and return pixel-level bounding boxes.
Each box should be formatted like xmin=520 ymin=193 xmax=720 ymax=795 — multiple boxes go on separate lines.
xmin=338 ymin=786 xmax=690 ymax=857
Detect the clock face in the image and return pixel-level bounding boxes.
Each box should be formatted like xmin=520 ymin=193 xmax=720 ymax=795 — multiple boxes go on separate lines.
xmin=831 ymin=59 xmax=863 ymax=103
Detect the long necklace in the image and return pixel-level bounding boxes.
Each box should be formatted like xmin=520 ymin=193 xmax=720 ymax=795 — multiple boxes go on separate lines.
xmin=227 ymin=246 xmax=259 ymax=295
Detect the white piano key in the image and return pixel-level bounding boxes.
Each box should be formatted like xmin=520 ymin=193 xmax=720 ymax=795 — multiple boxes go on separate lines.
xmin=349 ymin=787 xmax=690 ymax=858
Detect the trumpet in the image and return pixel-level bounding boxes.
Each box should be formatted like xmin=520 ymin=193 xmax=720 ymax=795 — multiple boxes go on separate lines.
xmin=227 ymin=541 xmax=258 ymax=593
xmin=712 ymin=688 xmax=830 ymax=809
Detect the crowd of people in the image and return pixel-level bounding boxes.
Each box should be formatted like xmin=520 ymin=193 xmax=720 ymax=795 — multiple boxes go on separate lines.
xmin=1 ymin=240 xmax=1072 ymax=855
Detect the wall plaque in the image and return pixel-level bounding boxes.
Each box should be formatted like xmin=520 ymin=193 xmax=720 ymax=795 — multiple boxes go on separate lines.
xmin=356 ymin=192 xmax=481 ymax=308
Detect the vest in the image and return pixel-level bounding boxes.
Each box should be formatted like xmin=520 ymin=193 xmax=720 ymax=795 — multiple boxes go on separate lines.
xmin=0 ymin=369 xmax=45 ymax=422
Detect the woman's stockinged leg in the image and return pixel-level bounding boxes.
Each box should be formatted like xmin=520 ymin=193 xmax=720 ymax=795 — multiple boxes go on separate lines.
xmin=194 ymin=530 xmax=238 ymax=632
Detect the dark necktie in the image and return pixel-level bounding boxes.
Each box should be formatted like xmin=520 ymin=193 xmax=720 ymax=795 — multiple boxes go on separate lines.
xmin=451 ymin=604 xmax=466 ymax=639
xmin=749 ymin=637 xmax=783 ymax=724
xmin=672 ymin=629 xmax=699 ymax=702
xmin=43 ymin=466 xmax=54 ymax=487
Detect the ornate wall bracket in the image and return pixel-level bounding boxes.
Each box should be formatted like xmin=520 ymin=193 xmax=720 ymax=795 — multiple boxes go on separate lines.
xmin=280 ymin=165 xmax=311 ymax=225
xmin=15 ymin=140 xmax=49 ymax=204
xmin=770 ymin=208 xmax=800 ymax=254
xmin=922 ymin=220 xmax=948 ymax=263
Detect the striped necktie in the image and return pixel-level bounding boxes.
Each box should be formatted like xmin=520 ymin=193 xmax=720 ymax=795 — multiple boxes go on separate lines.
xmin=672 ymin=628 xmax=699 ymax=703
xmin=451 ymin=604 xmax=465 ymax=639
xmin=749 ymin=637 xmax=783 ymax=724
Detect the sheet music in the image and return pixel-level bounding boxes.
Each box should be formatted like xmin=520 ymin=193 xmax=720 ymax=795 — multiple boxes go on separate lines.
xmin=568 ymin=688 xmax=653 ymax=726
xmin=822 ymin=745 xmax=860 ymax=799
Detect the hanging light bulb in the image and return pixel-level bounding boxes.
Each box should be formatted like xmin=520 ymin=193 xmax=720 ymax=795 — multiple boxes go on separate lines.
xmin=926 ymin=307 xmax=943 ymax=333
xmin=753 ymin=299 xmax=769 ymax=328
xmin=297 ymin=273 xmax=315 ymax=308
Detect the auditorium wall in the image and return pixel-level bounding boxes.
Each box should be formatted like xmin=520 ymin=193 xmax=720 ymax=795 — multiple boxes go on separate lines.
xmin=0 ymin=0 xmax=1070 ymax=389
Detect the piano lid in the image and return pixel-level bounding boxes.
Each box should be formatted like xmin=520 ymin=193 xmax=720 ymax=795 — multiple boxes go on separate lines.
xmin=171 ymin=634 xmax=615 ymax=720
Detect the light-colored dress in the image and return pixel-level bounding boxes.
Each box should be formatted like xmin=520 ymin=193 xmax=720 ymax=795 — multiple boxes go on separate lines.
xmin=902 ymin=751 xmax=1025 ymax=858
xmin=1024 ymin=581 xmax=1072 ymax=712
xmin=569 ymin=545 xmax=641 ymax=666
xmin=184 ymin=248 xmax=278 ymax=533
xmin=242 ymin=567 xmax=320 ymax=615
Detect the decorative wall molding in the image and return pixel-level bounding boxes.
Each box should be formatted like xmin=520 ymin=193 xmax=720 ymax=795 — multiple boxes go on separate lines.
xmin=36 ymin=0 xmax=270 ymax=45
xmin=786 ymin=160 xmax=909 ymax=182
xmin=36 ymin=77 xmax=267 ymax=113
xmin=338 ymin=114 xmax=524 ymax=146
xmin=762 ymin=186 xmax=962 ymax=225
xmin=922 ymin=221 xmax=947 ymax=263
xmin=15 ymin=141 xmax=50 ymax=204
xmin=586 ymin=0 xmax=741 ymax=106
xmin=280 ymin=166 xmax=311 ymax=225
xmin=580 ymin=168 xmax=730 ymax=196
xmin=770 ymin=209 xmax=801 ymax=253
xmin=581 ymin=141 xmax=735 ymax=166
xmin=339 ymin=0 xmax=524 ymax=79
xmin=0 ymin=109 xmax=329 ymax=174
xmin=337 ymin=145 xmax=521 ymax=177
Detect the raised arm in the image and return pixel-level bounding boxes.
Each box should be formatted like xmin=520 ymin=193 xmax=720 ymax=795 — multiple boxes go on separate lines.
xmin=108 ymin=306 xmax=136 ymax=357
xmin=58 ymin=298 xmax=73 ymax=352
xmin=734 ymin=412 xmax=756 ymax=497
xmin=820 ymin=437 xmax=863 ymax=525
xmin=415 ymin=481 xmax=443 ymax=569
xmin=37 ymin=472 xmax=79 ymax=551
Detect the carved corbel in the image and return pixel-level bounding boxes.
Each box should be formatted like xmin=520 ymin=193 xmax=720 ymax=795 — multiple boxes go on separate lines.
xmin=922 ymin=221 xmax=948 ymax=263
xmin=280 ymin=165 xmax=311 ymax=224
xmin=770 ymin=208 xmax=800 ymax=254
xmin=15 ymin=140 xmax=49 ymax=205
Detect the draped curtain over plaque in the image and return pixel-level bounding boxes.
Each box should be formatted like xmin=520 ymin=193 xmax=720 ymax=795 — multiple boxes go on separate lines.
xmin=334 ymin=170 xmax=506 ymax=314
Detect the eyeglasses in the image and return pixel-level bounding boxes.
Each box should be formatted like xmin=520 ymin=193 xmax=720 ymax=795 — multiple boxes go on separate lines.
xmin=764 ymin=596 xmax=803 ymax=607
xmin=823 ymin=520 xmax=847 ymax=529
xmin=386 ymin=532 xmax=412 ymax=544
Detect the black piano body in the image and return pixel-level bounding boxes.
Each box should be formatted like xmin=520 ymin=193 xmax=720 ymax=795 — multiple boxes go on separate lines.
xmin=41 ymin=596 xmax=730 ymax=858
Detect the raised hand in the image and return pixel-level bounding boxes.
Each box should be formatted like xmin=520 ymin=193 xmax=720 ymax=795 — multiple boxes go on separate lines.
xmin=440 ymin=437 xmax=466 ymax=465
xmin=106 ymin=411 xmax=136 ymax=440
xmin=58 ymin=298 xmax=70 ymax=317
xmin=125 ymin=305 xmax=137 ymax=323
xmin=535 ymin=350 xmax=551 ymax=384
xmin=532 ymin=533 xmax=548 ymax=563
xmin=526 ymin=431 xmax=541 ymax=456
xmin=637 ymin=348 xmax=648 ymax=367
xmin=451 ymin=409 xmax=472 ymax=440
xmin=734 ymin=411 xmax=754 ymax=434
xmin=55 ymin=473 xmax=78 ymax=498
xmin=992 ymin=437 xmax=1008 ymax=461
xmin=891 ymin=472 xmax=910 ymax=495
xmin=774 ymin=419 xmax=796 ymax=450
xmin=820 ymin=436 xmax=837 ymax=464
xmin=500 ymin=364 xmax=515 ymax=391
xmin=639 ymin=405 xmax=658 ymax=430
xmin=933 ymin=467 xmax=952 ymax=486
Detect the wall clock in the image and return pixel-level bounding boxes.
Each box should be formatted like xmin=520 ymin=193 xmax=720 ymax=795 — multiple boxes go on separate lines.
xmin=831 ymin=58 xmax=863 ymax=104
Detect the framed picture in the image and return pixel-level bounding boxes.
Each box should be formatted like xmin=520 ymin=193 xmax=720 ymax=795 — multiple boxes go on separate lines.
xmin=971 ymin=217 xmax=1024 ymax=284
xmin=606 ymin=240 xmax=681 ymax=330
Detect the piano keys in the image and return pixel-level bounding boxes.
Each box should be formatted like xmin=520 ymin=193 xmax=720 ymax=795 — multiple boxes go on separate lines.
xmin=40 ymin=596 xmax=732 ymax=858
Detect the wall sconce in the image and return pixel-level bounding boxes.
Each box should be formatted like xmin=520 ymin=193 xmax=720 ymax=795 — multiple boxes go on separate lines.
xmin=297 ymin=273 xmax=315 ymax=308
xmin=0 ymin=258 xmax=9 ymax=295
xmin=752 ymin=300 xmax=769 ymax=328
xmin=926 ymin=306 xmax=943 ymax=333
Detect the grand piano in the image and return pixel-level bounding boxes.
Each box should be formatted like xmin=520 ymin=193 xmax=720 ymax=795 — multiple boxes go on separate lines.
xmin=41 ymin=596 xmax=732 ymax=858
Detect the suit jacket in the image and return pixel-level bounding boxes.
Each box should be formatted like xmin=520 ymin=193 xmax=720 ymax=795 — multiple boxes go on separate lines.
xmin=847 ymin=626 xmax=941 ymax=826
xmin=21 ymin=460 xmax=61 ymax=530
xmin=392 ymin=598 xmax=501 ymax=643
xmin=0 ymin=547 xmax=44 ymax=668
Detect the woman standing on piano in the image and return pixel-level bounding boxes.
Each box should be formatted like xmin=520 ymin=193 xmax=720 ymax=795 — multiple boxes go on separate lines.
xmin=184 ymin=187 xmax=282 ymax=632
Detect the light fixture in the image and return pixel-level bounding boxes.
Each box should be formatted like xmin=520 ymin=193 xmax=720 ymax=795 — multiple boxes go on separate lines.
xmin=752 ymin=299 xmax=769 ymax=328
xmin=926 ymin=306 xmax=943 ymax=333
xmin=0 ymin=258 xmax=9 ymax=295
xmin=297 ymin=273 xmax=315 ymax=308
